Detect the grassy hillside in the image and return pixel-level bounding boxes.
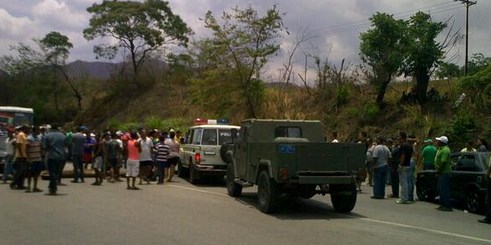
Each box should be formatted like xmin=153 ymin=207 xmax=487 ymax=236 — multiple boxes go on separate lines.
xmin=76 ymin=71 xmax=489 ymax=151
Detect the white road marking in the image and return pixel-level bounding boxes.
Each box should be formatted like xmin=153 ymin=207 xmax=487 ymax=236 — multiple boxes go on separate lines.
xmin=360 ymin=217 xmax=491 ymax=243
xmin=169 ymin=184 xmax=491 ymax=243
xmin=168 ymin=184 xmax=229 ymax=197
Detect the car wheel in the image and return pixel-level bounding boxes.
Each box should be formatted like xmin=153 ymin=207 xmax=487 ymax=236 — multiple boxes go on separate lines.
xmin=416 ymin=179 xmax=435 ymax=202
xmin=189 ymin=162 xmax=199 ymax=184
xmin=330 ymin=184 xmax=357 ymax=213
xmin=466 ymin=189 xmax=484 ymax=214
xmin=226 ymin=162 xmax=242 ymax=197
xmin=177 ymin=162 xmax=187 ymax=178
xmin=257 ymin=170 xmax=279 ymax=213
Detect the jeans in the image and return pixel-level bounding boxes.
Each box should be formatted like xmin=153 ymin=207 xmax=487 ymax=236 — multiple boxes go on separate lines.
xmin=373 ymin=165 xmax=388 ymax=198
xmin=72 ymin=154 xmax=84 ymax=182
xmin=389 ymin=164 xmax=399 ymax=197
xmin=438 ymin=173 xmax=451 ymax=209
xmin=2 ymin=155 xmax=14 ymax=182
xmin=156 ymin=161 xmax=166 ymax=183
xmin=399 ymin=166 xmax=410 ymax=202
xmin=12 ymin=158 xmax=28 ymax=188
xmin=408 ymin=160 xmax=415 ymax=201
xmin=47 ymin=159 xmax=63 ymax=193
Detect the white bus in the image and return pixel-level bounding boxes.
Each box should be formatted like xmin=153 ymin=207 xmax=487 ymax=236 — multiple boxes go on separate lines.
xmin=0 ymin=106 xmax=34 ymax=161
xmin=0 ymin=106 xmax=34 ymax=129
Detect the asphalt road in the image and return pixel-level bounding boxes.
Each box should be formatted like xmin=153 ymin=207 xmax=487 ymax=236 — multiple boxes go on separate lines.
xmin=1 ymin=174 xmax=490 ymax=245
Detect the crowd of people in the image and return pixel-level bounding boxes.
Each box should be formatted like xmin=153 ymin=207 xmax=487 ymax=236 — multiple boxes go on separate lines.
xmin=2 ymin=124 xmax=182 ymax=195
xmin=4 ymin=124 xmax=491 ymax=224
xmin=348 ymin=130 xmax=491 ymax=224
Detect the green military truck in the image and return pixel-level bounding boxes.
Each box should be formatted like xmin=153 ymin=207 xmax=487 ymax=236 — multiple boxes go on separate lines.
xmin=223 ymin=119 xmax=366 ymax=213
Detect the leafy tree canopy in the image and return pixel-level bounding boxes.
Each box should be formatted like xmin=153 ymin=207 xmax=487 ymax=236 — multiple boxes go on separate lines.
xmin=359 ymin=12 xmax=406 ymax=107
xmin=83 ymin=0 xmax=191 ymax=79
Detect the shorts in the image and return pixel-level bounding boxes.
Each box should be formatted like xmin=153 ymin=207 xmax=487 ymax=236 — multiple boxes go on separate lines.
xmin=108 ymin=158 xmax=121 ymax=168
xmin=157 ymin=161 xmax=169 ymax=169
xmin=83 ymin=153 xmax=93 ymax=163
xmin=140 ymin=160 xmax=154 ymax=167
xmin=29 ymin=161 xmax=43 ymax=175
xmin=126 ymin=159 xmax=140 ymax=177
xmin=168 ymin=157 xmax=179 ymax=166
xmin=93 ymin=156 xmax=103 ymax=169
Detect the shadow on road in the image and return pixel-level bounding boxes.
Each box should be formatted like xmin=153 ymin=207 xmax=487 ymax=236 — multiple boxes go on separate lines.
xmin=233 ymin=192 xmax=366 ymax=220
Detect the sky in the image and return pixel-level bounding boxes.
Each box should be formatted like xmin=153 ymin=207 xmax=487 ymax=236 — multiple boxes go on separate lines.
xmin=1 ymin=0 xmax=490 ymax=80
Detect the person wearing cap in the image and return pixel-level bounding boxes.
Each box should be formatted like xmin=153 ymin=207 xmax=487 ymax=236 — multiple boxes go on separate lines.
xmin=421 ymin=138 xmax=437 ymax=170
xmin=434 ymin=135 xmax=452 ymax=211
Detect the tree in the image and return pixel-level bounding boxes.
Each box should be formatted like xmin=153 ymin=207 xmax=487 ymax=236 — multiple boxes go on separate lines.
xmin=360 ymin=13 xmax=406 ymax=108
xmin=83 ymin=0 xmax=191 ymax=87
xmin=467 ymin=53 xmax=491 ymax=76
xmin=435 ymin=62 xmax=461 ymax=79
xmin=199 ymin=5 xmax=285 ymax=118
xmin=404 ymin=12 xmax=446 ymax=103
xmin=1 ymin=31 xmax=82 ymax=111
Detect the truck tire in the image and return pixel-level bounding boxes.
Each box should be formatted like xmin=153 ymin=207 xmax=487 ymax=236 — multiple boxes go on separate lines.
xmin=330 ymin=184 xmax=357 ymax=213
xmin=189 ymin=163 xmax=199 ymax=184
xmin=226 ymin=162 xmax=242 ymax=197
xmin=220 ymin=143 xmax=233 ymax=164
xmin=257 ymin=170 xmax=280 ymax=213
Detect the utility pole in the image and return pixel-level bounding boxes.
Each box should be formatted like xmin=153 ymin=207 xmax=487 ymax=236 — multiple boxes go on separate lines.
xmin=456 ymin=0 xmax=477 ymax=76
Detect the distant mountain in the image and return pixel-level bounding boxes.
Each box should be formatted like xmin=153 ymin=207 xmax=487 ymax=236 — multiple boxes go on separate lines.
xmin=65 ymin=60 xmax=120 ymax=80
xmin=65 ymin=59 xmax=169 ymax=80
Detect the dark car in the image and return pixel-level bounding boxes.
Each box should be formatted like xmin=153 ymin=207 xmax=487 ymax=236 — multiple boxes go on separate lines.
xmin=416 ymin=152 xmax=490 ymax=214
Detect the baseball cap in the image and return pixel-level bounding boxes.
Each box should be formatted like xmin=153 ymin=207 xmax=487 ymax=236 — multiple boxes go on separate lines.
xmin=435 ymin=136 xmax=448 ymax=144
xmin=424 ymin=138 xmax=433 ymax=143
xmin=80 ymin=125 xmax=89 ymax=131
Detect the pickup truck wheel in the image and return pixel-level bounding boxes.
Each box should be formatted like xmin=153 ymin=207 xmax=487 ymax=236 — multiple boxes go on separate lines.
xmin=416 ymin=179 xmax=435 ymax=202
xmin=466 ymin=189 xmax=484 ymax=214
xmin=189 ymin=163 xmax=199 ymax=184
xmin=226 ymin=163 xmax=242 ymax=197
xmin=177 ymin=162 xmax=186 ymax=178
xmin=257 ymin=170 xmax=279 ymax=213
xmin=330 ymin=184 xmax=357 ymax=213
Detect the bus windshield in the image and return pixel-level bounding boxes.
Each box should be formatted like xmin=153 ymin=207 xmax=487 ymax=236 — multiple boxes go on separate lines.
xmin=0 ymin=106 xmax=34 ymax=128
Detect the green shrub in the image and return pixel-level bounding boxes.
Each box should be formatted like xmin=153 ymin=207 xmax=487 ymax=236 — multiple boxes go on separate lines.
xmin=336 ymin=85 xmax=350 ymax=107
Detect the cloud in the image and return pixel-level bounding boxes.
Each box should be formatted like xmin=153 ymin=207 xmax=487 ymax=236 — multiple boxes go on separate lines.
xmin=32 ymin=0 xmax=89 ymax=30
xmin=0 ymin=9 xmax=35 ymax=40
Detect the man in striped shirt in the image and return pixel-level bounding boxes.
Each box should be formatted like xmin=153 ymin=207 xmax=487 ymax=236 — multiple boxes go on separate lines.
xmin=155 ymin=135 xmax=170 ymax=184
xmin=26 ymin=126 xmax=43 ymax=193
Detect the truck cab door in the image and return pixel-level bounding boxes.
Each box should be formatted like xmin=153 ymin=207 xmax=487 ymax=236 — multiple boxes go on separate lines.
xmin=234 ymin=127 xmax=248 ymax=178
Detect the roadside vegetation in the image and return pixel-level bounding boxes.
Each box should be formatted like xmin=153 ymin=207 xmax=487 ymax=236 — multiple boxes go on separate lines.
xmin=1 ymin=1 xmax=490 ymax=150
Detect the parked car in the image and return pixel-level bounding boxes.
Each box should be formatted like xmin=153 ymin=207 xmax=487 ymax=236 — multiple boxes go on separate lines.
xmin=416 ymin=152 xmax=490 ymax=213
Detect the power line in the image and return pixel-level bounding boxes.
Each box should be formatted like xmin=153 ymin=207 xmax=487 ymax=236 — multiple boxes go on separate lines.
xmin=309 ymin=1 xmax=462 ymax=35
